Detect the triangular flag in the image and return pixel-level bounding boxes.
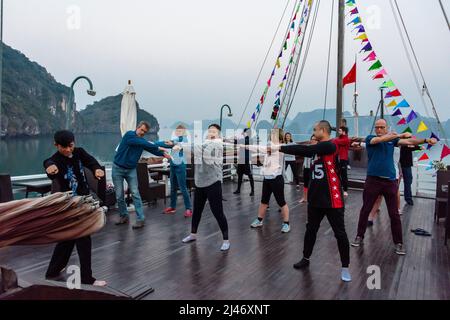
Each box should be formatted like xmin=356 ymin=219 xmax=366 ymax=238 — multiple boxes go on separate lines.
xmin=289 ymin=56 xmax=293 ymax=64
xmin=402 ymin=127 xmax=412 ymax=134
xmin=353 ymin=24 xmax=365 ymax=33
xmin=346 ymin=0 xmax=356 ymax=5
xmin=251 ymin=113 xmax=256 ymax=120
xmin=271 ymin=68 xmax=275 ymax=76
xmin=347 ymin=16 xmax=361 ymax=25
xmin=274 ymin=97 xmax=281 ymax=106
xmin=441 ymin=144 xmax=450 ymax=160
xmin=286 ymin=32 xmax=290 ymax=40
xmin=282 ymin=74 xmax=287 ymax=81
xmin=431 ymin=132 xmax=440 ymax=141
xmin=372 ymin=69 xmax=387 ymax=79
xmin=349 ymin=7 xmax=359 ymax=15
xmin=386 ymin=89 xmax=401 ymax=98
xmin=279 ymin=82 xmax=284 ymax=88
xmin=397 ymin=118 xmax=407 ymax=125
xmin=343 ymin=62 xmax=356 ymax=87
xmin=387 ymin=99 xmax=398 ymax=107
xmin=276 ymin=90 xmax=281 ymax=97
xmin=417 ymin=121 xmax=429 ymax=133
xmin=391 ymin=109 xmax=402 ymax=116
xmin=368 ymin=60 xmax=382 ymax=71
xmin=256 ymin=104 xmax=261 ymax=112
xmin=382 ymin=80 xmax=395 ymax=88
xmin=354 ymin=33 xmax=368 ymax=41
xmin=425 ymin=161 xmax=433 ymax=170
xmin=264 ymin=85 xmax=269 ymax=95
xmin=406 ymin=110 xmax=418 ymax=123
xmin=360 ymin=42 xmax=372 ymax=52
xmin=276 ymin=58 xmax=281 ymax=68
xmin=283 ymin=41 xmax=287 ymax=50
xmin=418 ymin=153 xmax=430 ymax=161
xmin=260 ymin=95 xmax=264 ymax=104
xmin=278 ymin=51 xmax=283 ymax=58
xmin=267 ymin=78 xmax=272 ymax=86
xmin=291 ymin=22 xmax=295 ymax=30
xmin=363 ymin=51 xmax=377 ymax=61
xmin=247 ymin=121 xmax=251 ymax=128
xmin=396 ymin=99 xmax=410 ymax=108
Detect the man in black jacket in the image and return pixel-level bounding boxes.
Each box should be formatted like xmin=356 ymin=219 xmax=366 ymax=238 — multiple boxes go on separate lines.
xmin=400 ymin=145 xmax=421 ymax=205
xmin=275 ymin=120 xmax=351 ymax=282
xmin=43 ymin=130 xmax=106 ymax=286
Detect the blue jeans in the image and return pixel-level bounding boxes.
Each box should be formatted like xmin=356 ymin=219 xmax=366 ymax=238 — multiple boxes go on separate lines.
xmin=170 ymin=163 xmax=192 ymax=210
xmin=112 ymin=163 xmax=145 ymax=221
xmin=401 ymin=166 xmax=413 ymax=203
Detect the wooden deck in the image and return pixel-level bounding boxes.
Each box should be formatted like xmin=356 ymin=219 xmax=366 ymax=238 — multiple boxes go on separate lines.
xmin=0 ymin=181 xmax=449 ymax=300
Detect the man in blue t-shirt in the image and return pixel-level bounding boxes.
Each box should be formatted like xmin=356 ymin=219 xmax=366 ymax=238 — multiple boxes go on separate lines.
xmin=351 ymin=119 xmax=437 ymax=255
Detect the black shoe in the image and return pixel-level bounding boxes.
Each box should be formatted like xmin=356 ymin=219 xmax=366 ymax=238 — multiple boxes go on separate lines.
xmin=233 ymin=190 xmax=240 ymax=195
xmin=250 ymin=191 xmax=254 ymax=196
xmin=367 ymin=220 xmax=374 ymax=227
xmin=406 ymin=200 xmax=414 ymax=206
xmin=293 ymin=258 xmax=310 ymax=269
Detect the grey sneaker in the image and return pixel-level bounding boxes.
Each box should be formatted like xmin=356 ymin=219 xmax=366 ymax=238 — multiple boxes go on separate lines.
xmin=115 ymin=216 xmax=129 ymax=225
xmin=351 ymin=236 xmax=363 ymax=247
xmin=132 ymin=220 xmax=145 ymax=229
xmin=250 ymin=218 xmax=263 ymax=228
xmin=395 ymin=243 xmax=406 ymax=255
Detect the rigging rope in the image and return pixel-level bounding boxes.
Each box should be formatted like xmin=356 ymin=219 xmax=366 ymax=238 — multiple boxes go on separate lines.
xmin=252 ymin=0 xmax=301 ymax=130
xmin=439 ymin=0 xmax=450 ymax=32
xmin=235 ymin=0 xmax=292 ymax=130
xmin=391 ymin=0 xmax=447 ymax=141
xmin=282 ymin=0 xmax=321 ymax=126
xmin=322 ymin=0 xmax=335 ymax=120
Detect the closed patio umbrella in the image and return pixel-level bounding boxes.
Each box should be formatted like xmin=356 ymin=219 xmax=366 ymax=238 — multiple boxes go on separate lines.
xmin=120 ymin=80 xmax=137 ymax=136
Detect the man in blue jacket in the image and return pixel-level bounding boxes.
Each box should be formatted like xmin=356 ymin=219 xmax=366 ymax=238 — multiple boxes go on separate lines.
xmin=113 ymin=121 xmax=170 ymax=229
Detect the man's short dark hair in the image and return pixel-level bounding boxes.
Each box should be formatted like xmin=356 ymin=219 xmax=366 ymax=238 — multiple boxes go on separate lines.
xmin=340 ymin=126 xmax=348 ymax=135
xmin=54 ymin=130 xmax=75 ymax=147
xmin=208 ymin=123 xmax=221 ymax=131
xmin=137 ymin=121 xmax=150 ymax=130
xmin=318 ymin=120 xmax=332 ymax=135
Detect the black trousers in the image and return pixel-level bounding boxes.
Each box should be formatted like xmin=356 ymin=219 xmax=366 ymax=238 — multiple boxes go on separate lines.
xmin=285 ymin=161 xmax=300 ymax=185
xmin=303 ymin=206 xmax=350 ymax=267
xmin=45 ymin=236 xmax=96 ymax=284
xmin=192 ymin=181 xmax=229 ymax=240
xmin=339 ymin=160 xmax=349 ymax=192
xmin=236 ymin=164 xmax=254 ymax=192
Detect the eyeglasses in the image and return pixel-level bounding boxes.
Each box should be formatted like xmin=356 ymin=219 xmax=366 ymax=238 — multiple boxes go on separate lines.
xmin=374 ymin=126 xmax=386 ymax=129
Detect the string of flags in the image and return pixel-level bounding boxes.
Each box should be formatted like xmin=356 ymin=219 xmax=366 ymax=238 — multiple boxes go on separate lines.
xmin=345 ymin=0 xmax=450 ymax=162
xmin=246 ymin=0 xmax=312 ymax=129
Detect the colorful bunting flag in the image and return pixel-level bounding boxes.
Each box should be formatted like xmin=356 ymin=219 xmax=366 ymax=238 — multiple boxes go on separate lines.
xmin=385 ymin=89 xmax=401 ymax=98
xmin=368 ymin=60 xmax=382 ymax=71
xmin=417 ymin=121 xmax=428 ymax=133
xmin=283 ymin=41 xmax=287 ymax=50
xmin=287 ymin=32 xmax=290 ymax=40
xmin=282 ymin=74 xmax=287 ymax=81
xmin=441 ymin=144 xmax=450 ymax=160
xmin=396 ymin=99 xmax=410 ymax=108
xmin=397 ymin=118 xmax=407 ymax=125
xmin=391 ymin=109 xmax=402 ymax=116
xmin=350 ymin=7 xmax=359 ymax=15
xmin=267 ymin=78 xmax=272 ymax=86
xmin=425 ymin=161 xmax=433 ymax=170
xmin=278 ymin=51 xmax=283 ymax=58
xmin=354 ymin=33 xmax=368 ymax=42
xmin=291 ymin=22 xmax=295 ymax=30
xmin=402 ymin=127 xmax=412 ymax=134
xmin=343 ymin=62 xmax=356 ymax=87
xmin=247 ymin=121 xmax=251 ymax=128
xmin=363 ymin=51 xmax=377 ymax=61
xmin=274 ymin=97 xmax=281 ymax=106
xmin=346 ymin=0 xmax=356 ymax=5
xmin=387 ymin=100 xmax=398 ymax=108
xmin=271 ymin=68 xmax=275 ymax=76
xmin=348 ymin=17 xmax=361 ymax=25
xmin=406 ymin=110 xmax=418 ymax=123
xmin=251 ymin=113 xmax=256 ymax=120
xmin=260 ymin=95 xmax=264 ymax=104
xmin=372 ymin=69 xmax=387 ymax=79
xmin=279 ymin=82 xmax=284 ymax=88
xmin=256 ymin=104 xmax=260 ymax=112
xmin=276 ymin=58 xmax=281 ymax=68
xmin=360 ymin=42 xmax=372 ymax=52
xmin=418 ymin=153 xmax=430 ymax=161
xmin=431 ymin=132 xmax=440 ymax=141
xmin=276 ymin=90 xmax=281 ymax=97
xmin=353 ymin=24 xmax=365 ymax=33
xmin=382 ymin=80 xmax=395 ymax=88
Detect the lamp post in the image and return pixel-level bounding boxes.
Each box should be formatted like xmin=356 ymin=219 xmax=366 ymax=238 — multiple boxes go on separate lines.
xmin=66 ymin=76 xmax=96 ymax=130
xmin=219 ymin=104 xmax=232 ymax=130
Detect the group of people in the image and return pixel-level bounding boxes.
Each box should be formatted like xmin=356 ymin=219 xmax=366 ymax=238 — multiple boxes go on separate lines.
xmin=41 ymin=118 xmax=436 ymax=286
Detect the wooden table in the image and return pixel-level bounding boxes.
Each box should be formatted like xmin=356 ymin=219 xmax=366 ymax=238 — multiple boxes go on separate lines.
xmin=13 ymin=180 xmax=52 ymax=198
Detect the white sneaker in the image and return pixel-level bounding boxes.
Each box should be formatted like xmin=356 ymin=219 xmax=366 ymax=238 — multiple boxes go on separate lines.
xmin=250 ymin=218 xmax=263 ymax=228
xmin=341 ymin=268 xmax=351 ymax=282
xmin=281 ymin=223 xmax=291 ymax=233
xmin=343 ymin=192 xmax=349 ymax=197
xmin=182 ymin=234 xmax=197 ymax=243
xmin=220 ymin=240 xmax=230 ymax=251
xmin=93 ymin=280 xmax=107 ymax=287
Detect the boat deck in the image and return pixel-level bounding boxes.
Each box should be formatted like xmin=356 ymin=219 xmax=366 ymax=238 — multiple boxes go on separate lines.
xmin=0 ymin=181 xmax=449 ymax=300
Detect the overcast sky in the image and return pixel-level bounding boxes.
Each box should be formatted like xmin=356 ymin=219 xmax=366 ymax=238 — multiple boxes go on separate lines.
xmin=4 ymin=0 xmax=450 ymax=127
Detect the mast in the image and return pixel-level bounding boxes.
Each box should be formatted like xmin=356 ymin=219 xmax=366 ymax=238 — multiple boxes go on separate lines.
xmin=336 ymin=0 xmax=345 ymax=131
xmin=353 ymin=55 xmax=359 ymax=137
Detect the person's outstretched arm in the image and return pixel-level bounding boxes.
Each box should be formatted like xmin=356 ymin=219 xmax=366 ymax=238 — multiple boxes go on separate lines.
xmin=280 ymin=141 xmax=336 ymax=158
